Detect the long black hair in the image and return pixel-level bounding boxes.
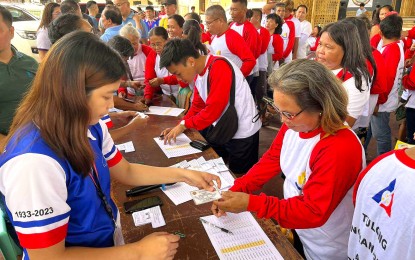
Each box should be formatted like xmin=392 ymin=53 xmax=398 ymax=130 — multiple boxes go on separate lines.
xmin=342 ymin=17 xmax=376 ymax=86
xmin=321 ymin=22 xmax=370 ymax=92
xmin=266 ymin=13 xmax=283 ymax=35
xmin=183 ymin=19 xmax=208 ymax=55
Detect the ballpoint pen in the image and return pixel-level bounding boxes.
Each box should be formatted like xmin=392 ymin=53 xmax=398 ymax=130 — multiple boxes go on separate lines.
xmin=200 ymin=218 xmax=234 ymax=235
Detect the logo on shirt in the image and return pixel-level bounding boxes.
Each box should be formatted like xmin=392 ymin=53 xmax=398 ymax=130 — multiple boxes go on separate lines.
xmin=372 ymin=179 xmax=396 ymax=217
xmin=295 ymin=171 xmax=306 ymax=191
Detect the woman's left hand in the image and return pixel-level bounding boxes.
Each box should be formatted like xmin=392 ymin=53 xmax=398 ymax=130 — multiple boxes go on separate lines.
xmin=212 ymin=191 xmax=249 ymax=215
xmin=181 ymin=169 xmax=222 ymax=191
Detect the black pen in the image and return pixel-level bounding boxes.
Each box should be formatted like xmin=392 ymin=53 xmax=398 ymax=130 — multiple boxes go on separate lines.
xmin=200 ymin=218 xmax=233 ymax=235
xmin=125 ymin=183 xmax=175 ymax=197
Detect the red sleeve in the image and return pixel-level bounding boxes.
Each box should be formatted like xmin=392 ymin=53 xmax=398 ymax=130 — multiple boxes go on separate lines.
xmin=403 ymin=65 xmax=415 ymax=90
xmin=142 ymin=44 xmax=154 ymax=57
xmin=370 ymin=34 xmax=381 ymax=49
xmin=144 ymin=51 xmax=157 ymax=100
xmin=230 ymin=124 xmax=287 ymax=193
xmin=405 ymin=49 xmax=415 ymax=61
xmin=162 ymin=75 xmax=178 ymax=85
xmin=259 ymin=27 xmax=271 ymax=55
xmin=283 ymin=21 xmax=295 ymax=58
xmin=379 ymin=43 xmax=401 ymax=103
xmin=404 ymin=37 xmax=413 ymax=53
xmin=370 ymin=49 xmax=388 ymax=103
xmin=117 ymin=74 xmax=127 ymax=96
xmin=271 ymin=34 xmax=284 ymax=61
xmin=247 ymin=128 xmax=363 ymax=229
xmin=183 ymin=58 xmax=232 ymax=130
xmin=202 ymin=31 xmax=212 ymax=44
xmin=161 ymin=74 xmax=188 ymax=88
xmin=353 ymin=151 xmax=395 ymax=205
xmin=242 ymin=21 xmax=261 ymax=59
xmin=226 ymin=30 xmax=256 ymax=77
xmin=310 ymin=37 xmax=319 ymax=51
xmin=408 ymin=26 xmax=415 ymax=40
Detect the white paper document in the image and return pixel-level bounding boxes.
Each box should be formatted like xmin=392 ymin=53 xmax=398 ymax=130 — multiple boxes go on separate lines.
xmin=200 ymin=212 xmax=283 ymax=260
xmin=154 ymin=133 xmax=201 ymax=158
xmin=162 ymin=156 xmax=234 ymax=205
xmin=116 ymin=141 xmax=135 ymax=153
xmin=132 ymin=206 xmax=166 ymax=228
xmin=145 ymin=106 xmax=185 ymax=117
xmin=161 ymin=182 xmax=198 ymax=205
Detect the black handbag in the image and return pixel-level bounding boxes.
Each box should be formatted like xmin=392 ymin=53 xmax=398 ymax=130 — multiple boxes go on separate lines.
xmin=204 ymin=58 xmax=238 ymax=146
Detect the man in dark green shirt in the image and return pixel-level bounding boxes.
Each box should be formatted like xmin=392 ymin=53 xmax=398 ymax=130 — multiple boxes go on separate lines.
xmin=0 ymin=5 xmax=38 ymax=143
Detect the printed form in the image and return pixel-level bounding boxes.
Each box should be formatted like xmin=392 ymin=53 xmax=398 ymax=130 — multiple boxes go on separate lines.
xmin=145 ymin=106 xmax=185 ymax=117
xmin=200 ymin=212 xmax=284 ymax=260
xmin=154 ymin=133 xmax=201 ymax=158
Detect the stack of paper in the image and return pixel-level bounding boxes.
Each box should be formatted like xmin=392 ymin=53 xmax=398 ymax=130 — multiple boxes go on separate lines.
xmin=201 ymin=212 xmax=284 ymax=260
xmin=145 ymin=106 xmax=185 ymax=117
xmin=154 ymin=133 xmax=201 ymax=158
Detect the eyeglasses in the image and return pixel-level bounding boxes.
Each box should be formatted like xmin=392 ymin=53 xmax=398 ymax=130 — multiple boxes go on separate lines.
xmin=262 ymin=97 xmax=305 ymax=120
xmin=150 ymin=42 xmax=163 ymax=48
xmin=115 ymin=2 xmax=127 ymax=7
xmin=205 ymin=18 xmax=219 ymax=26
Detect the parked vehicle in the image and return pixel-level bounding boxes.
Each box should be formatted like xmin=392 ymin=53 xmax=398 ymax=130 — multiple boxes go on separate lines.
xmin=3 ymin=4 xmax=40 ymax=62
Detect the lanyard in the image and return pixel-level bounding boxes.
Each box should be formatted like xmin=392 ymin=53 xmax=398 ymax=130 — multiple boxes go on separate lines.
xmin=89 ymin=163 xmax=116 ymax=227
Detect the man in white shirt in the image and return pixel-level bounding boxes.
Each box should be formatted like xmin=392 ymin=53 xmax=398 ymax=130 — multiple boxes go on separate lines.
xmin=295 ymin=5 xmax=312 ymax=59
xmin=356 ymin=3 xmax=367 ymax=17
xmin=281 ymin=0 xmax=300 ymax=60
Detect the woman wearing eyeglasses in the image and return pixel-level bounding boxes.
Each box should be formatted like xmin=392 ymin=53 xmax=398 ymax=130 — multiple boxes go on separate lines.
xmin=212 ymin=59 xmax=365 ymax=260
xmin=143 ymin=26 xmax=182 ymax=105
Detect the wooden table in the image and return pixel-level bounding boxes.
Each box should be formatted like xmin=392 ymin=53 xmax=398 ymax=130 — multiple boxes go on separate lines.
xmin=111 ymin=95 xmax=303 ymax=260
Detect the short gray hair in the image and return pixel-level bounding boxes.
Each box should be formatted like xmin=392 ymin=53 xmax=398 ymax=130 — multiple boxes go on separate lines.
xmin=268 ymin=59 xmax=348 ymax=135
xmin=119 ymin=22 xmax=141 ymax=39
xmin=205 ymin=5 xmax=227 ymax=21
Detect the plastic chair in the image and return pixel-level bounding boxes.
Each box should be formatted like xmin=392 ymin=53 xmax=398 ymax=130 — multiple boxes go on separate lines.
xmin=0 ymin=208 xmax=22 ymax=260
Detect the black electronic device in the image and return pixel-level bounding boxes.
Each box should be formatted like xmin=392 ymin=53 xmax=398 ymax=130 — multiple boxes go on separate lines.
xmin=123 ymin=196 xmax=163 ymax=214
xmin=125 ymin=183 xmax=175 ymax=197
xmin=190 ymin=140 xmax=210 ymax=151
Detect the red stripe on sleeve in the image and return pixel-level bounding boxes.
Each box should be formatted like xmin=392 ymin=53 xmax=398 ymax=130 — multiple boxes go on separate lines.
xmin=283 ymin=21 xmax=295 ymax=58
xmin=18 ymin=223 xmax=68 ymax=249
xmin=107 ymin=150 xmax=123 ymax=167
xmin=370 ymin=49 xmax=387 ymax=98
xmin=370 ymin=34 xmax=381 ymax=49
xmin=271 ymin=34 xmax=284 ymax=61
xmin=105 ymin=119 xmax=114 ymax=129
xmin=226 ymin=30 xmax=256 ymax=77
xmin=144 ymin=51 xmax=158 ymax=100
